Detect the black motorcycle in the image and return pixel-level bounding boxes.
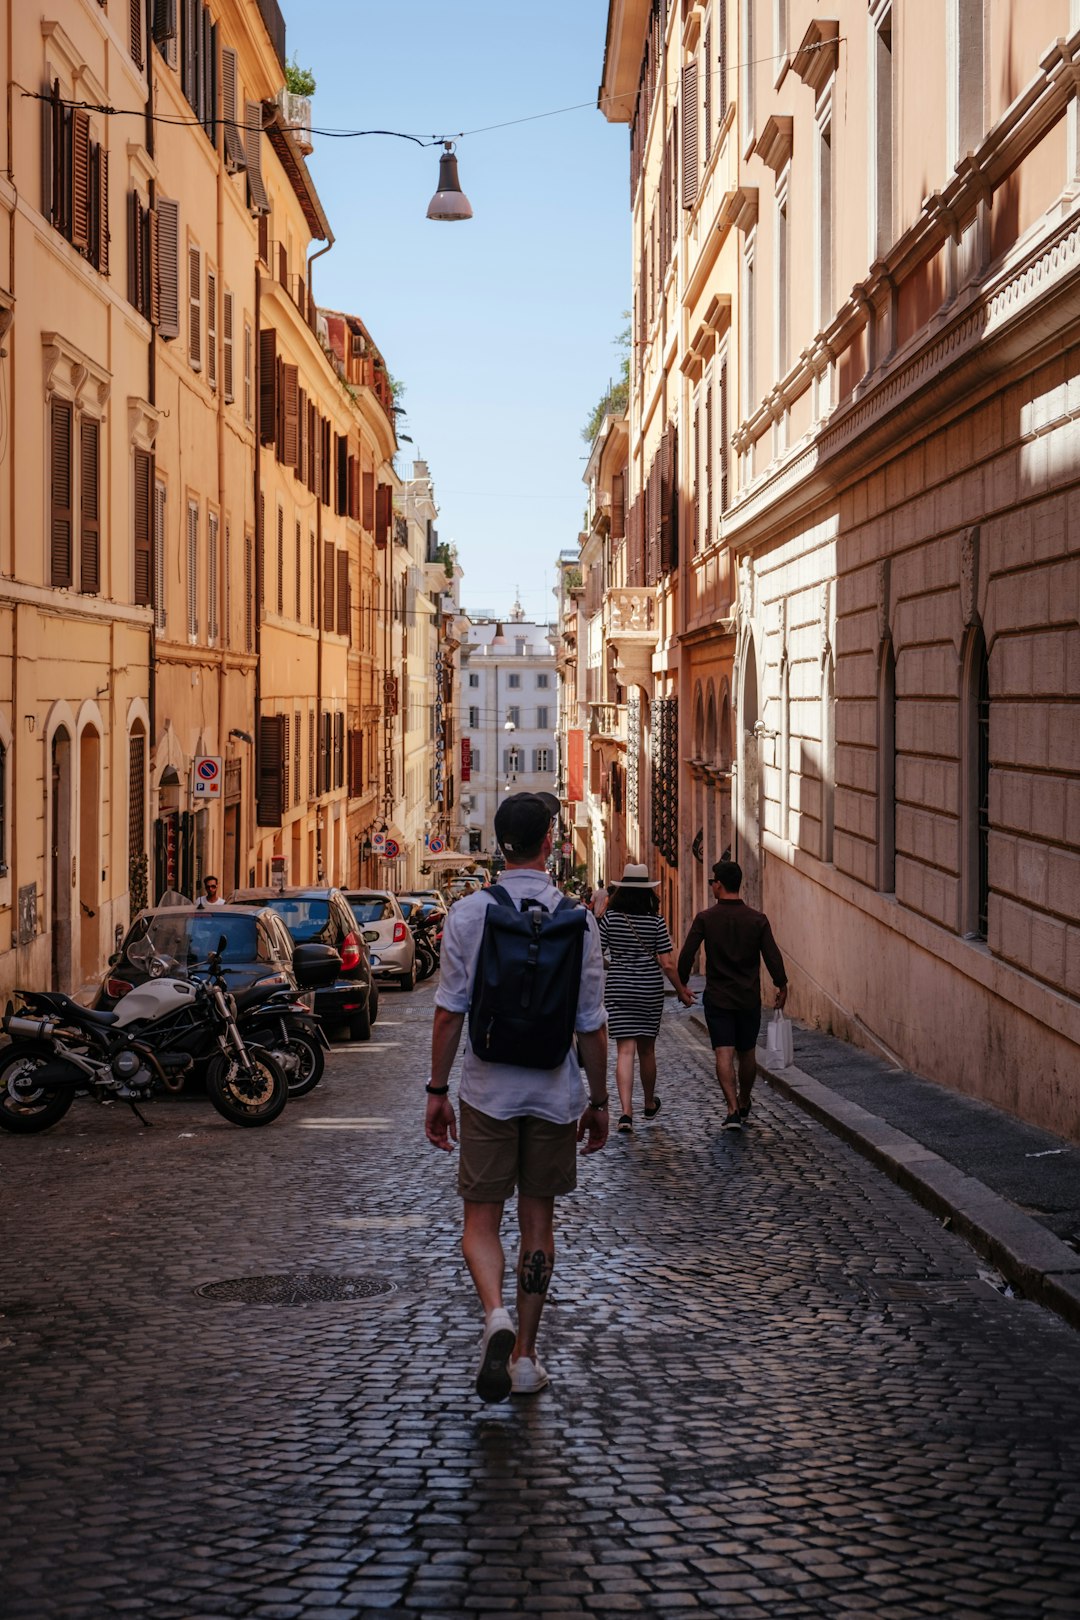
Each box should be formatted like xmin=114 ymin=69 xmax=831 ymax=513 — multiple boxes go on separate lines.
xmin=235 ymin=983 xmax=327 ymax=1098
xmin=0 ymin=948 xmax=288 ymax=1133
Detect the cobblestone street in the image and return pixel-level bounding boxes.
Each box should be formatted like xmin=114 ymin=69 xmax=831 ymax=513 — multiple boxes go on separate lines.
xmin=2 ymin=985 xmax=1079 ymax=1619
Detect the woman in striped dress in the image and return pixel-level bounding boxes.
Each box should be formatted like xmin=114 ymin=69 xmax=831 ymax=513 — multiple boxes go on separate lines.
xmin=598 ymin=864 xmax=695 ymax=1133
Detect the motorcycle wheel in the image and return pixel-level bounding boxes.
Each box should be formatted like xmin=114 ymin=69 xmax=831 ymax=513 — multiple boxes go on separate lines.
xmin=205 ymin=1044 xmax=288 ymax=1126
xmin=416 ymin=942 xmax=437 ymax=982
xmin=0 ymin=1043 xmax=78 ymax=1133
xmin=281 ymin=1034 xmax=324 ymax=1098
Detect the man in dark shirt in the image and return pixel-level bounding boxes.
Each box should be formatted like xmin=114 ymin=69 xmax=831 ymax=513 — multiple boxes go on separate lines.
xmin=677 ymin=858 xmax=788 ymax=1131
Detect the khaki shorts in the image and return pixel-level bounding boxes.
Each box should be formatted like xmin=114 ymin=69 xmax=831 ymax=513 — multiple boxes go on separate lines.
xmin=457 ymin=1099 xmax=578 ymax=1202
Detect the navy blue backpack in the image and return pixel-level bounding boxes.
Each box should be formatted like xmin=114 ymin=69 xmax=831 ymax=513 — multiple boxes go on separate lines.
xmin=468 ymin=886 xmax=588 ymax=1070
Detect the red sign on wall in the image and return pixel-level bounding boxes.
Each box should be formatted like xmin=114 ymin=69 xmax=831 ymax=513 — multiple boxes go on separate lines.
xmin=461 ymin=737 xmax=471 ymax=782
xmin=567 ymin=729 xmax=584 ymax=803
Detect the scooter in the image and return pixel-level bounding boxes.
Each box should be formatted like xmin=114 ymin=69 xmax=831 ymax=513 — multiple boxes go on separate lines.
xmin=234 ymin=983 xmax=328 ymax=1097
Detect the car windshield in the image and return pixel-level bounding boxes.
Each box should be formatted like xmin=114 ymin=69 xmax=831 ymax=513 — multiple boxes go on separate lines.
xmin=348 ymin=897 xmax=394 ymax=924
xmin=260 ymin=896 xmax=333 ymax=944
xmin=132 ymin=913 xmax=259 ymax=966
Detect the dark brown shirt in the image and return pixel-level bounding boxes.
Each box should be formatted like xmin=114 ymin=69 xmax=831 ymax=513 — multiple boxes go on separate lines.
xmin=677 ymin=899 xmax=787 ymax=1012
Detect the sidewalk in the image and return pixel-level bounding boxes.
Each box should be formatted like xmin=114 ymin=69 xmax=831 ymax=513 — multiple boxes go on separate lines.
xmin=683 ymin=977 xmax=1080 ymax=1331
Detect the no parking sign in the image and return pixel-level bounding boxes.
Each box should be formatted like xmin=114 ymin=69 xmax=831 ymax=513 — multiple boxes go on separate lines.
xmin=193 ymin=756 xmax=222 ymax=798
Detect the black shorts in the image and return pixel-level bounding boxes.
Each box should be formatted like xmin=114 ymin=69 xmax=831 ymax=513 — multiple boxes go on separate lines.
xmin=703 ymin=1003 xmax=761 ymax=1053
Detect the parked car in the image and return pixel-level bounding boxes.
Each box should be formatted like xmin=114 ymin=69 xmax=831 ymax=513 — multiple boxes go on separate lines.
xmin=228 ymin=887 xmax=378 ymax=1041
xmin=398 ymin=890 xmax=448 ymax=916
xmin=344 ymin=890 xmax=416 ymax=991
xmin=98 ymin=905 xmax=299 ymax=1010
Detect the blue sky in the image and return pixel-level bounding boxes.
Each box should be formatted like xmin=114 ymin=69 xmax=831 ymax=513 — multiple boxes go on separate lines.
xmin=285 ymin=0 xmax=629 ymax=624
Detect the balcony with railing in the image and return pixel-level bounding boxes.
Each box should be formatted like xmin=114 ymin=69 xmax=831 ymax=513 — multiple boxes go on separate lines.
xmin=589 ymin=702 xmax=625 ymax=743
xmin=603 ymin=584 xmax=658 ymax=689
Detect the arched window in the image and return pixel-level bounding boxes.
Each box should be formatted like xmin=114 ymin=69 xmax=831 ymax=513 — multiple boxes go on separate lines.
xmin=961 ymin=625 xmax=990 ymax=938
xmin=877 ymin=640 xmax=896 ymax=892
xmin=821 ymin=655 xmax=835 ymax=864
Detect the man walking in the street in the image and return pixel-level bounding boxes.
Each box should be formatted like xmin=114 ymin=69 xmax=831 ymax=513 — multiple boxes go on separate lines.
xmin=425 ymin=791 xmax=609 ymax=1403
xmin=677 ymin=858 xmax=788 ymax=1132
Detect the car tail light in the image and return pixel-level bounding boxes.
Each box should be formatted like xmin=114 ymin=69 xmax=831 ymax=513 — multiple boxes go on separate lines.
xmin=105 ymin=978 xmax=134 ymax=1000
xmin=340 ymin=932 xmax=361 ymax=972
xmin=392 ymin=921 xmax=408 ymax=944
xmin=254 ymin=973 xmax=289 ymax=988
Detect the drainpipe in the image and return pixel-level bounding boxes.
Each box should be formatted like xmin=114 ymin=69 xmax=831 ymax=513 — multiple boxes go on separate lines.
xmin=215 ymin=106 xmax=227 ymax=864
xmin=316 ymin=495 xmax=324 ymax=881
xmin=146 ymin=6 xmax=157 ymax=753
xmin=253 ymin=265 xmax=264 ymax=885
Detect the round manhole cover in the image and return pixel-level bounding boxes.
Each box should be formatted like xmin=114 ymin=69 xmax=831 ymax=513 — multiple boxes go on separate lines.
xmin=195 ymin=1272 xmax=395 ymax=1305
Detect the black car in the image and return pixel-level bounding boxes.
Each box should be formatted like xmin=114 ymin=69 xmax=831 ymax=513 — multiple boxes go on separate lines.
xmin=99 ymin=905 xmax=299 ymax=1010
xmin=228 ymin=887 xmax=378 ymax=1041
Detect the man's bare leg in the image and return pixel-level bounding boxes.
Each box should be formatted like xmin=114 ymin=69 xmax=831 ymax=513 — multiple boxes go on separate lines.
xmin=514 ymin=1194 xmax=555 ymax=1359
xmin=737 ymin=1046 xmax=757 ymax=1112
xmin=713 ymin=1045 xmax=739 ymax=1115
xmin=461 ymin=1198 xmax=507 ymax=1317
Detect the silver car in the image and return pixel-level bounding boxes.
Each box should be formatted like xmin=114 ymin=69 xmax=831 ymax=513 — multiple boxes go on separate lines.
xmin=344 ymin=890 xmax=416 ymax=992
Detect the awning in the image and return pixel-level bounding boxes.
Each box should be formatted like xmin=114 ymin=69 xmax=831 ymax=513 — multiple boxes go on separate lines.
xmin=421 ymin=850 xmax=478 ymax=869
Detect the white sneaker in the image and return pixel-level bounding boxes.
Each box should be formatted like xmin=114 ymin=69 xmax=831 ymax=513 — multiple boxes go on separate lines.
xmin=475 ymin=1307 xmax=515 ymax=1403
xmin=510 ymin=1354 xmax=550 ymax=1396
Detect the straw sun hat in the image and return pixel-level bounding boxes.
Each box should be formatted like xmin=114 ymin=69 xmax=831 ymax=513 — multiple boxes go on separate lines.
xmin=610 ymin=862 xmax=660 ymax=889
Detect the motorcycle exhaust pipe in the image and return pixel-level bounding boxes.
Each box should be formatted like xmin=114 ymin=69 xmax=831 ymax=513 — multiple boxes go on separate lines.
xmin=5 ymin=1015 xmax=58 ymax=1040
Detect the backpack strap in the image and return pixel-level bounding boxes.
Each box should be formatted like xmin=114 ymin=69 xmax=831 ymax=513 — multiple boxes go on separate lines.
xmin=486 ymin=884 xmax=516 ymax=911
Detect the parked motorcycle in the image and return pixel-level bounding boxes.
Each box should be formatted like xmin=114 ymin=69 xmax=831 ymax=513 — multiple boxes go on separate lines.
xmin=0 ymin=941 xmax=288 ymax=1133
xmin=408 ymin=907 xmax=443 ymax=983
xmin=234 ymin=983 xmax=327 ymax=1098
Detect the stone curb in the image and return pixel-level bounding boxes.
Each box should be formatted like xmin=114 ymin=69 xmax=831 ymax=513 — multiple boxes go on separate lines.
xmin=685 ymin=1008 xmax=1080 ymax=1332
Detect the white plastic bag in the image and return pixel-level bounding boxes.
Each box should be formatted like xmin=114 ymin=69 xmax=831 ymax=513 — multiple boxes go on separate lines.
xmin=765 ymin=1009 xmax=794 ymax=1067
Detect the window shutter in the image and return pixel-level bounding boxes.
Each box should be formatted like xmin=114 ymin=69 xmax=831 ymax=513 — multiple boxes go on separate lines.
xmin=336 ymin=549 xmax=349 ymax=636
xmin=258 ymin=327 xmax=276 ymax=444
xmin=208 ymin=509 xmax=220 ymax=642
xmin=362 ymin=469 xmax=375 ymax=530
xmin=42 ymin=82 xmax=56 ymax=225
xmin=323 ymin=540 xmax=335 ymax=628
xmin=155 ymin=197 xmax=179 ymax=338
xmin=244 ymin=529 xmax=254 ymax=651
xmin=50 ymin=397 xmax=74 ymax=588
xmin=71 ymin=109 xmax=91 ymax=252
xmin=256 ymin=714 xmax=285 ymax=826
xmin=79 ymin=417 xmax=100 ymax=594
xmin=95 ymin=145 xmax=109 ymax=275
xmin=704 ymin=384 xmax=713 ymax=549
xmin=152 ymin=473 xmax=166 ymax=625
xmin=719 ymin=355 xmax=729 ymax=515
xmin=243 ymin=320 xmax=252 ymax=420
xmin=188 ymin=244 xmax=201 ymax=370
xmin=206 ymin=267 xmax=217 ymax=389
xmin=297 ymin=386 xmax=307 ymax=481
xmin=348 ymin=729 xmax=363 ymax=797
xmin=276 ymin=505 xmax=284 ymax=614
xmin=281 ymin=363 xmax=299 ymax=466
xmin=187 ymin=498 xmax=199 ymax=640
xmin=148 ymin=202 xmax=159 ymax=324
xmin=309 ymin=533 xmax=316 ymax=625
xmin=222 ymin=289 xmax=234 ymax=401
xmin=348 ymin=455 xmax=359 ymax=520
xmin=703 ymin=27 xmax=713 ymax=165
xmin=153 ymin=0 xmax=178 ymax=50
xmin=257 ymin=212 xmax=268 ymax=264
xmin=335 ymin=434 xmax=347 ymax=514
xmin=221 ymin=46 xmax=247 ymax=172
xmin=133 ymin=448 xmax=153 ymax=605
xmin=611 ymin=472 xmax=625 ymax=540
xmin=681 ymin=61 xmax=699 ymax=209
xmin=375 ymin=482 xmax=392 ymax=549
xmin=130 ymin=0 xmax=144 ymax=69
xmin=223 ymin=519 xmax=231 ymax=647
xmin=128 ymin=192 xmax=144 ymax=311
xmin=245 ymin=101 xmax=270 ymax=214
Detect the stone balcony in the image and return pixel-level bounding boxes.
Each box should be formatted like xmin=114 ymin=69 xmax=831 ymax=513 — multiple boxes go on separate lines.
xmin=588 ymin=702 xmax=625 ymax=743
xmin=603 ymin=585 xmax=658 ymax=688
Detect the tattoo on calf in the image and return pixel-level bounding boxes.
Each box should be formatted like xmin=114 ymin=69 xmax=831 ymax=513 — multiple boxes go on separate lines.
xmin=519 ymin=1248 xmax=553 ymax=1296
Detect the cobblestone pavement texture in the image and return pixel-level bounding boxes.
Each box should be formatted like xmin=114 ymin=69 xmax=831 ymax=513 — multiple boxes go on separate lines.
xmin=2 ymin=986 xmax=1079 ymax=1619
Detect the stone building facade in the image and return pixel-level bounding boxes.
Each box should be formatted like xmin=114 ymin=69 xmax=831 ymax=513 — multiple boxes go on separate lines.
xmin=599 ymin=0 xmax=1080 ymax=1136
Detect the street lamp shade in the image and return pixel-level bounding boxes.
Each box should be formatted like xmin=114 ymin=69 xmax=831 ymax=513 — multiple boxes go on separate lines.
xmin=427 ymin=143 xmax=473 ymax=221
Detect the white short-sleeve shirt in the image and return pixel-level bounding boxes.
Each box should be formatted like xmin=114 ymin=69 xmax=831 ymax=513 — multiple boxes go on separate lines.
xmin=434 ymin=868 xmax=608 ymax=1124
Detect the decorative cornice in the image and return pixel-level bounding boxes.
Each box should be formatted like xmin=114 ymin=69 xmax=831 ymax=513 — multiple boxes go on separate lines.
xmin=718 ymin=184 xmax=759 ymax=234
xmin=754 ymin=116 xmax=793 ymax=176
xmin=42 ymin=331 xmax=110 ymax=412
xmin=791 ymin=20 xmax=840 ymax=98
xmin=128 ymin=396 xmax=161 ymax=453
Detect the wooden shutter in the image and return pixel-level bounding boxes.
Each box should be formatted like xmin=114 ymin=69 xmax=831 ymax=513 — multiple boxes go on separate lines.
xmin=148 ymin=202 xmax=159 ymax=323
xmin=276 ymin=505 xmax=284 ymax=613
xmin=256 ymin=714 xmax=285 ymax=826
xmin=94 ymin=145 xmax=109 ymax=274
xmin=281 ymin=363 xmax=299 ymax=466
xmin=222 ymin=289 xmax=234 ymax=401
xmin=335 ymin=435 xmax=347 ymax=514
xmin=153 ymin=0 xmax=178 ymax=51
xmin=71 ymin=109 xmax=91 ymax=252
xmin=188 ymin=244 xmax=201 ymax=370
xmin=207 ymin=509 xmax=219 ymax=642
xmin=703 ymin=27 xmax=713 ymax=165
xmin=156 ymin=197 xmax=179 ymax=338
xmin=704 ymin=384 xmax=713 ymax=549
xmin=128 ymin=192 xmax=145 ymax=312
xmin=297 ymin=386 xmax=307 ymax=481
xmin=153 ymin=475 xmax=166 ymax=625
xmin=323 ymin=541 xmax=335 ymax=628
xmin=133 ymin=449 xmax=153 ymax=605
xmin=245 ymin=101 xmax=270 ymax=214
xmin=186 ymin=499 xmax=199 ymax=639
xmin=719 ymin=355 xmax=730 ymax=516
xmin=79 ymin=417 xmax=100 ymax=594
xmin=50 ymin=398 xmax=73 ymax=588
xmin=362 ymin=469 xmax=375 ymax=530
xmin=375 ymin=482 xmax=392 ymax=549
xmin=130 ymin=0 xmax=144 ymax=68
xmin=611 ymin=472 xmax=625 ymax=541
xmin=348 ymin=730 xmax=363 ymax=797
xmin=258 ymin=328 xmax=277 ymax=444
xmin=347 ymin=455 xmax=358 ymax=520
xmin=244 ymin=530 xmax=254 ymax=651
xmin=243 ymin=321 xmax=252 ymax=420
xmin=336 ymin=549 xmax=349 ymax=636
xmin=660 ymin=423 xmax=679 ymax=576
xmin=206 ymin=267 xmax=217 ymax=389
xmin=221 ymin=47 xmax=247 ymax=171
xmin=681 ymin=61 xmax=699 ymax=209
xmin=294 ymin=520 xmax=301 ymax=618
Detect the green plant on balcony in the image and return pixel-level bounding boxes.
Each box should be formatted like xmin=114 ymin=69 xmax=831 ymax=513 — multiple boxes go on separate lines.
xmin=563 ymin=568 xmax=583 ymax=591
xmin=285 ymin=58 xmax=316 ymax=97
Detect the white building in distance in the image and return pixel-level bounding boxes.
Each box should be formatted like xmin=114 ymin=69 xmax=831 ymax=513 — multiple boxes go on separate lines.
xmin=458 ymin=604 xmax=558 ymax=859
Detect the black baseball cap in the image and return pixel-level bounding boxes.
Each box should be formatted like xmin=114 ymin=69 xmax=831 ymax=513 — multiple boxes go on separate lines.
xmin=493 ymin=791 xmax=560 ymax=855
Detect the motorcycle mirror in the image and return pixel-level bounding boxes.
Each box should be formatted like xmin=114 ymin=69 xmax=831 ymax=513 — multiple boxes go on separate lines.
xmin=218 ymin=934 xmax=228 ymax=955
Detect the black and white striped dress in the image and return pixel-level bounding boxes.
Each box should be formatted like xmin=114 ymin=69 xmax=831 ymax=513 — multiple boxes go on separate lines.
xmin=598 ymin=911 xmax=674 ymax=1039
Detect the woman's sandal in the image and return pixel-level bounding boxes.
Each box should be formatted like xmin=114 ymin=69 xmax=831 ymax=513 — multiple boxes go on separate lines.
xmin=617 ymin=1114 xmax=634 ymax=1133
xmin=644 ymin=1098 xmax=662 ymax=1120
